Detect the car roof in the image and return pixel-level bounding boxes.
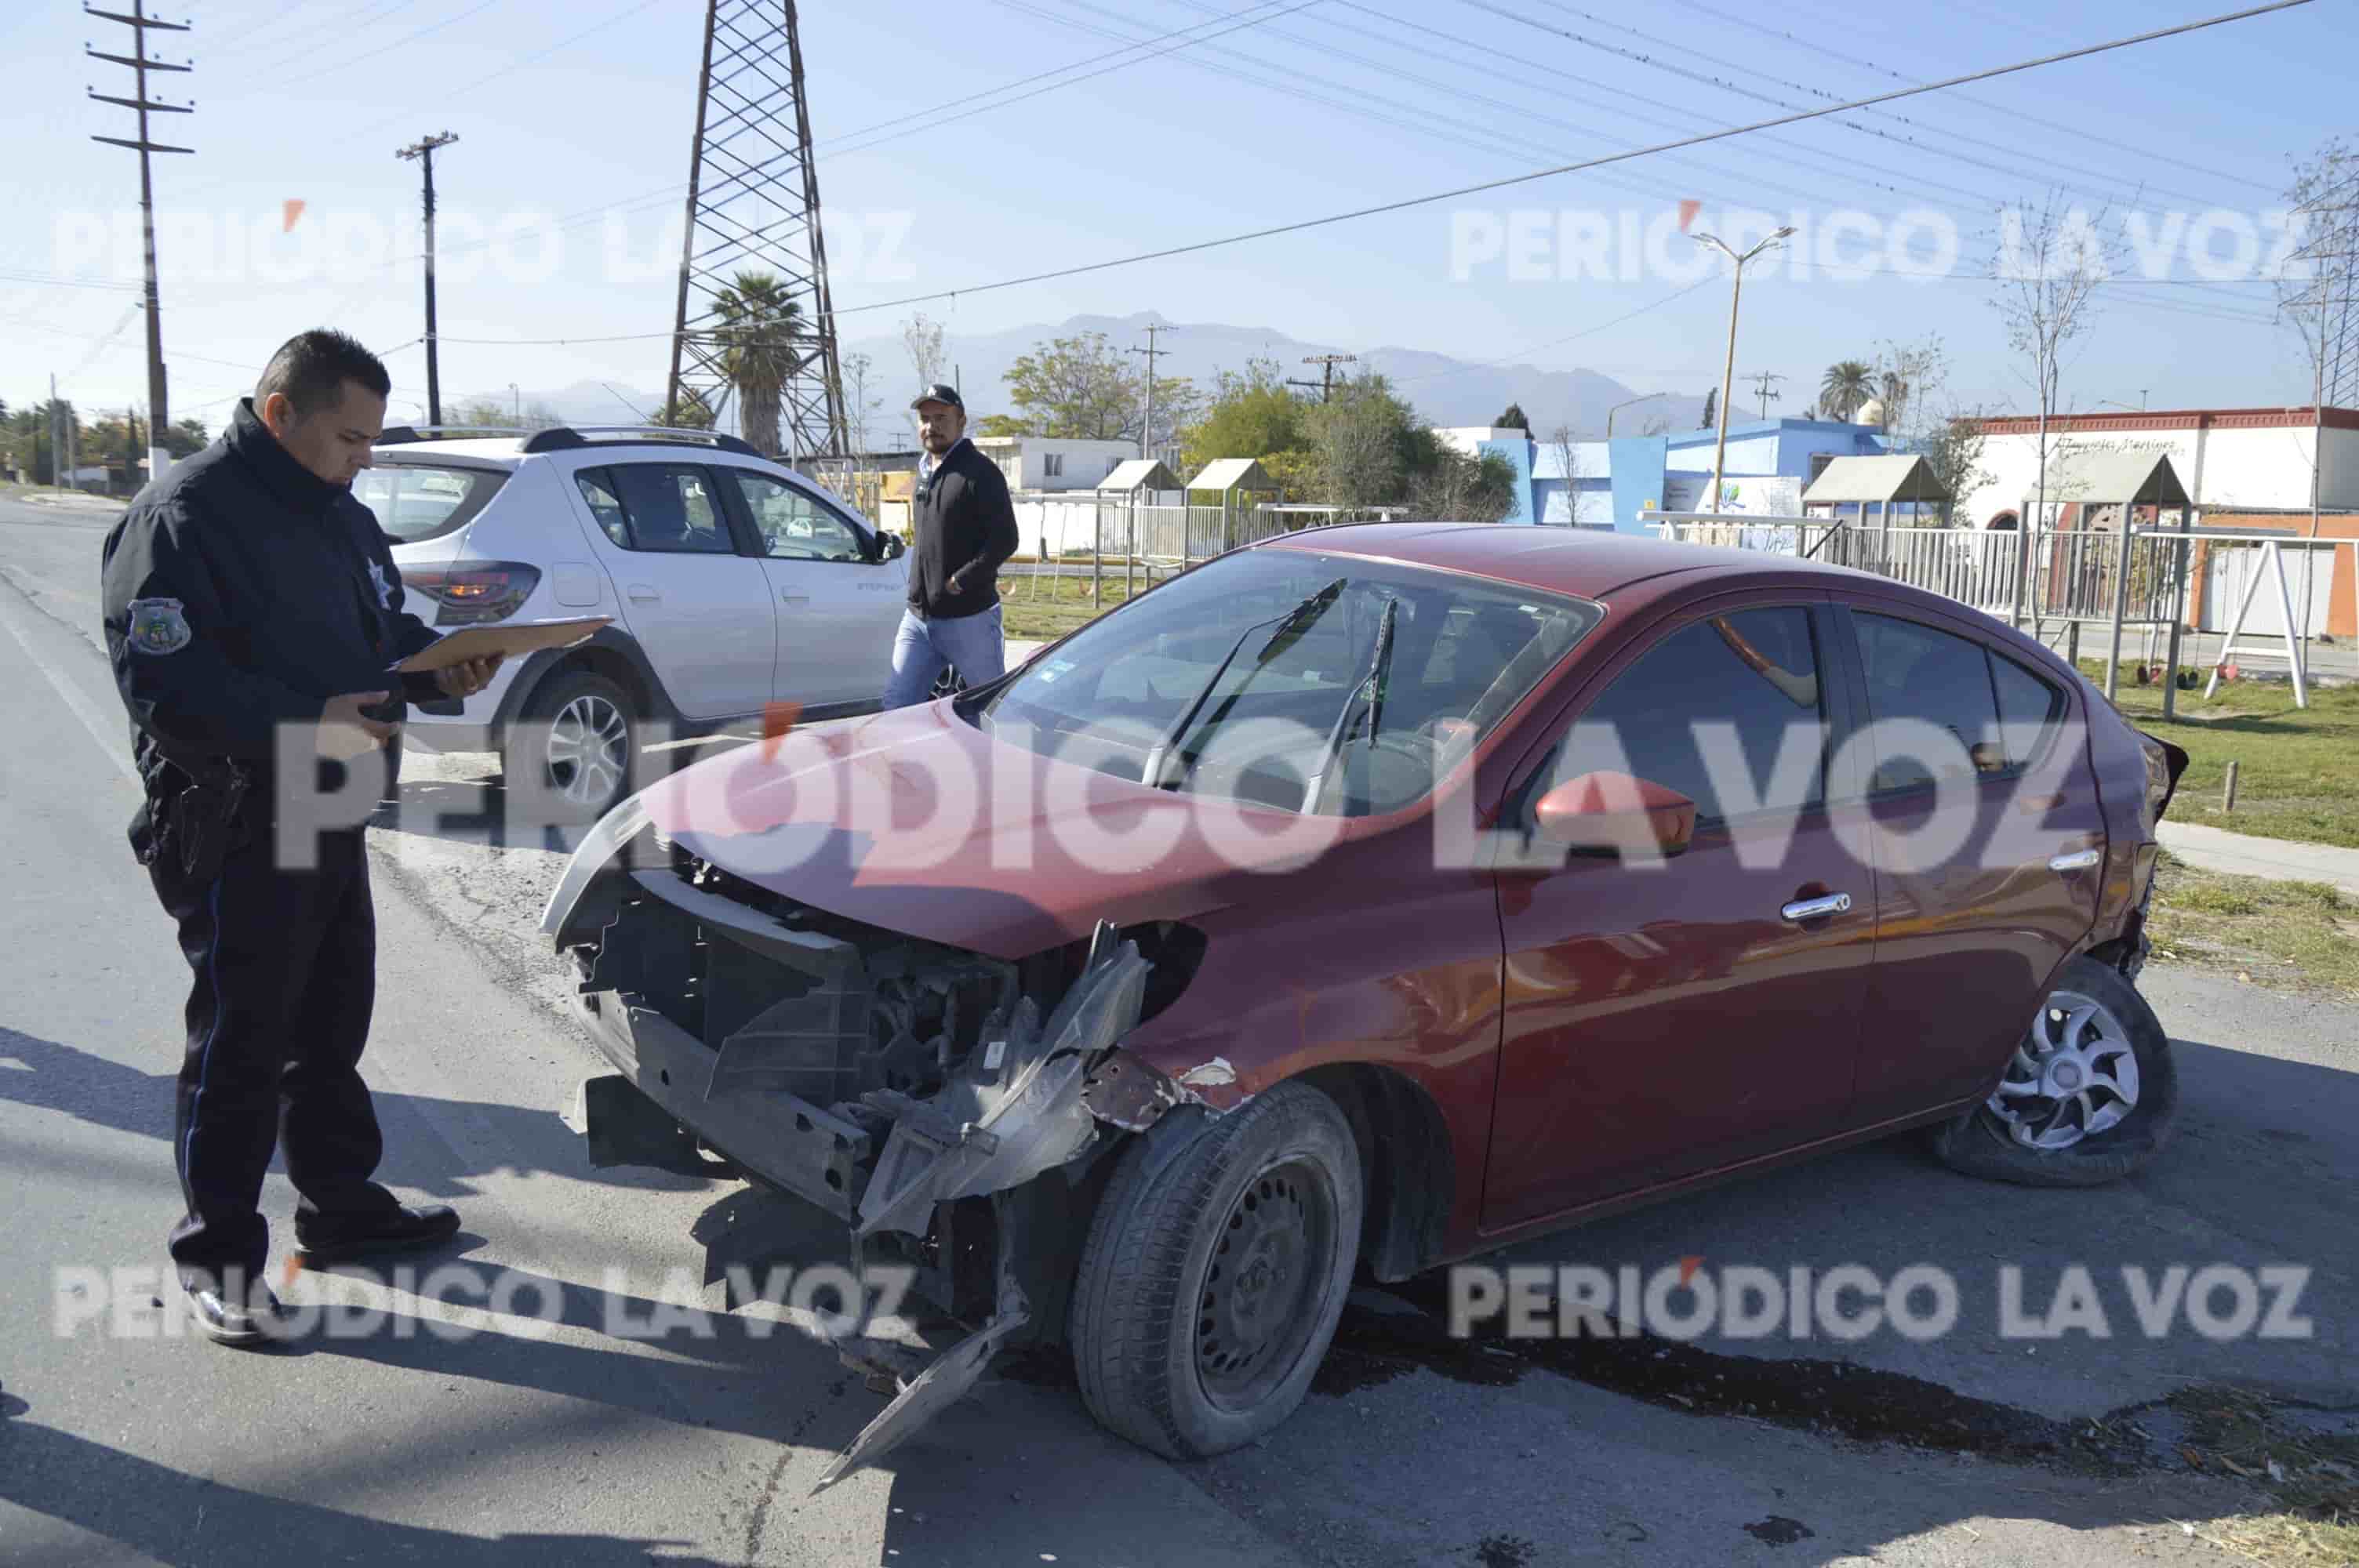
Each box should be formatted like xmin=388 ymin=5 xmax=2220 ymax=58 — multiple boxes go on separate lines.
xmin=1256 ymin=521 xmax=1874 ymax=601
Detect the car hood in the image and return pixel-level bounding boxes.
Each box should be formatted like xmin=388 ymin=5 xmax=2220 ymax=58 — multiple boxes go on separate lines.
xmin=634 ymin=700 xmax=1328 ymax=960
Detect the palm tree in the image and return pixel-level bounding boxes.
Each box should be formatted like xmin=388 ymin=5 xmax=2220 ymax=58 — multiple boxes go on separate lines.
xmin=1819 ymin=360 xmax=1872 ymax=423
xmin=710 ymin=270 xmax=804 ymax=457
xmin=1877 ymin=369 xmax=1908 ymax=432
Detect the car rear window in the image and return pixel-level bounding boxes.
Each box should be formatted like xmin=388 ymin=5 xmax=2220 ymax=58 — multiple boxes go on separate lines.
xmin=1852 ymin=612 xmax=2063 ymax=789
xmin=354 ymin=463 xmax=507 ymax=545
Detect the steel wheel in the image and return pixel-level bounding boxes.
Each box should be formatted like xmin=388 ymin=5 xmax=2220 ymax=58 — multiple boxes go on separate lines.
xmin=1195 ymin=1156 xmax=1339 ymax=1414
xmin=1983 ymin=989 xmax=2142 ymax=1151
xmin=545 ymin=692 xmax=629 ymax=808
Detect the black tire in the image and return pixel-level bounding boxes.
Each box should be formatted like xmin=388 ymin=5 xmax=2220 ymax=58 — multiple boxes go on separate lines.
xmin=930 ymin=664 xmax=966 ymax=701
xmin=502 ymin=668 xmax=638 ymax=826
xmin=1927 ymin=955 xmax=2178 ymax=1187
xmin=1070 ymin=1082 xmax=1362 ymax=1460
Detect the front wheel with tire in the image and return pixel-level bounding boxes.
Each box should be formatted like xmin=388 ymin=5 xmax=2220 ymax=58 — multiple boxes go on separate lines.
xmin=1927 ymin=955 xmax=2178 ymax=1187
xmin=1070 ymin=1082 xmax=1362 ymax=1460
xmin=503 ymin=668 xmax=638 ymax=826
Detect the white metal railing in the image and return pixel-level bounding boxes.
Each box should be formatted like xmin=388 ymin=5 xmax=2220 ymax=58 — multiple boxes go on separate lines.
xmin=1644 ymin=514 xmax=2186 ymax=627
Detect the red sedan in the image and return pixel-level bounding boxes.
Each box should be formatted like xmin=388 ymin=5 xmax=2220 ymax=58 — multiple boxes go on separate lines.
xmin=543 ymin=523 xmax=2187 ymax=1479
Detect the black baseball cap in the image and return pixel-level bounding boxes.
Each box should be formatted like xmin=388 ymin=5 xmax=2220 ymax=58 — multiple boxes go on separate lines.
xmin=911 ymin=383 xmax=964 ymax=412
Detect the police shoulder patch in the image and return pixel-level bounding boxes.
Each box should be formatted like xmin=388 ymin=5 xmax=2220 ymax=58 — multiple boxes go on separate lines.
xmin=128 ymin=597 xmax=192 ymax=656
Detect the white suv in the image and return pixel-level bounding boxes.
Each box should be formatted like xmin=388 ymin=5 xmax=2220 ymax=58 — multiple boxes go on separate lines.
xmin=358 ymin=425 xmax=911 ymax=819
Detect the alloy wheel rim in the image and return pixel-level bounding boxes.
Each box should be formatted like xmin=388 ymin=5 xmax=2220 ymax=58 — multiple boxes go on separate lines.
xmin=545 ymin=695 xmax=628 ymax=807
xmin=1984 ymin=988 xmax=2141 ymax=1151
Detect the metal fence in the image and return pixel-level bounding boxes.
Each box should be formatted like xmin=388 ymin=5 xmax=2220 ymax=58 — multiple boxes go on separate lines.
xmin=1645 ymin=515 xmax=2186 ymax=629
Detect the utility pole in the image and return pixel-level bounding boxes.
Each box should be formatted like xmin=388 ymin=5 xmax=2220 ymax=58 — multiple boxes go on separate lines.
xmin=1743 ymin=371 xmax=1787 ymax=419
xmin=1129 ymin=323 xmax=1175 ymax=459
xmin=85 ymin=0 xmax=191 ymax=488
xmin=1287 ymin=352 xmax=1357 ymax=402
xmin=1692 ymin=227 xmax=1794 ymax=510
xmin=397 ymin=131 xmax=458 ymax=426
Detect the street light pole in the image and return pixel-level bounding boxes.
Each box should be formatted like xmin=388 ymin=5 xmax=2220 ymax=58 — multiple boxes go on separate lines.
xmin=1605 ymin=391 xmax=1666 ymax=439
xmin=1693 ymin=227 xmax=1794 ymax=511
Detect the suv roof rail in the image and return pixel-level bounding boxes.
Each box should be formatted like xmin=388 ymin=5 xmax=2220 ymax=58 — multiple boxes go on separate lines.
xmin=376 ymin=424 xmax=534 ymax=445
xmin=519 ymin=425 xmax=761 ymax=457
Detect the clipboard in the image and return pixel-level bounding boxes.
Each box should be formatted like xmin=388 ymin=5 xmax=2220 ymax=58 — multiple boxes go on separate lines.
xmin=394 ymin=616 xmax=612 ymax=674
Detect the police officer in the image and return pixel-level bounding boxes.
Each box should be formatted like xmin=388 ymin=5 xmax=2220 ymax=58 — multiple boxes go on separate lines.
xmin=882 ymin=383 xmax=1019 ymax=707
xmin=100 ymin=328 xmax=503 ymax=1345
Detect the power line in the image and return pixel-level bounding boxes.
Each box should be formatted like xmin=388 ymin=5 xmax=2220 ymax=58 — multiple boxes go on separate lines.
xmin=425 ymin=0 xmax=2314 ymax=344
xmin=1659 ymin=0 xmax=2270 ymax=194
xmin=1507 ymin=0 xmax=2240 ymax=211
xmin=375 ymin=0 xmax=1314 ymax=273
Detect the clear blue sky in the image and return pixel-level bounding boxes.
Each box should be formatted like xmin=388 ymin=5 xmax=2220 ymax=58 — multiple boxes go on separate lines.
xmin=2 ymin=0 xmax=2350 ymax=433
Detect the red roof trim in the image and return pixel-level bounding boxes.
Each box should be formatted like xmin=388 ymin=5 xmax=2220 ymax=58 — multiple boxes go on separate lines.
xmin=1976 ymin=407 xmax=2359 ymax=436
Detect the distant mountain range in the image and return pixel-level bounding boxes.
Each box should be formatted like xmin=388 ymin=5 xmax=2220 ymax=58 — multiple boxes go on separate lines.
xmin=473 ymin=310 xmax=1711 ymax=446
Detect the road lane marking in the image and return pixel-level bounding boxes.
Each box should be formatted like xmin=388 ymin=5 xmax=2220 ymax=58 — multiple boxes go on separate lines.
xmin=0 ymin=572 xmax=136 ymax=785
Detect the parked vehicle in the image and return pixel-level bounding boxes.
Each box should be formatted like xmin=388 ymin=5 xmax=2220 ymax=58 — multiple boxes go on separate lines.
xmin=540 ymin=522 xmax=2187 ymax=1480
xmin=361 ymin=424 xmax=909 ymax=820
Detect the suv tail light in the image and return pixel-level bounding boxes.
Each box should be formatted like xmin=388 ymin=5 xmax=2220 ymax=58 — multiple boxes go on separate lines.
xmin=402 ymin=561 xmax=543 ymax=626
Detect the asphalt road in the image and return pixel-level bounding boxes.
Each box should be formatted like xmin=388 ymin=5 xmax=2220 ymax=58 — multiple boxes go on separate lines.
xmin=1 ymin=492 xmax=2351 ymax=1568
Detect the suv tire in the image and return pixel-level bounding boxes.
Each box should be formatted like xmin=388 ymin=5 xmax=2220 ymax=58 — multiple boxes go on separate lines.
xmin=503 ymin=667 xmax=638 ymax=826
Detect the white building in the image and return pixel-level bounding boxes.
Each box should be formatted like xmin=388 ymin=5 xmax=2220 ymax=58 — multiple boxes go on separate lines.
xmin=1961 ymin=407 xmax=2359 ymax=528
xmin=972 ymin=436 xmax=1140 ymax=493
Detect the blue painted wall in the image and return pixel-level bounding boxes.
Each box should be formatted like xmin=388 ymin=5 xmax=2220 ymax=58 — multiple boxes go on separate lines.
xmin=1478 ymin=437 xmax=1535 ymax=524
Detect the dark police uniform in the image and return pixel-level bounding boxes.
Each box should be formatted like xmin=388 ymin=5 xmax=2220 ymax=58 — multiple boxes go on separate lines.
xmin=100 ymin=397 xmax=445 ymax=1290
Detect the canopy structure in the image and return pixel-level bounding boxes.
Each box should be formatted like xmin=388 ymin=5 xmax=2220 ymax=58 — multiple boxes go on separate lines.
xmin=1184 ymin=457 xmax=1280 ymax=498
xmin=1801 ymin=454 xmax=1952 ymax=527
xmin=1096 ymin=459 xmax=1182 ymax=494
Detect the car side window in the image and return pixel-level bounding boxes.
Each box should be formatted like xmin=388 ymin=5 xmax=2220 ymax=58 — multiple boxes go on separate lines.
xmin=1851 ymin=612 xmax=2008 ymax=789
xmin=574 ymin=468 xmax=630 ymax=549
xmin=593 ymin=463 xmax=736 ymax=554
xmin=1553 ymin=607 xmax=1826 ymax=825
xmin=1990 ymin=651 xmax=2065 ymax=768
xmin=726 ymin=470 xmax=869 ymax=562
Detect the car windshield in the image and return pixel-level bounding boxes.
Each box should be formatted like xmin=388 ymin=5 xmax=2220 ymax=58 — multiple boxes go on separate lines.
xmin=977 ymin=548 xmax=1601 ymax=816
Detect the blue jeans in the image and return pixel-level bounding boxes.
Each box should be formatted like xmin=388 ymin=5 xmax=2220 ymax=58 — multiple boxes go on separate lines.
xmin=883 ymin=603 xmax=1005 ymax=710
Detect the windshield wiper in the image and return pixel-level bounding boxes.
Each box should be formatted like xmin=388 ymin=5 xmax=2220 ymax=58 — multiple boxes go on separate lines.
xmin=1141 ymin=577 xmax=1346 ymax=790
xmin=1299 ymin=596 xmax=1398 ymax=814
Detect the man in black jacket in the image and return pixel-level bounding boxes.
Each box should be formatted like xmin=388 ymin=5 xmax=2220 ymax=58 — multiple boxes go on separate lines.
xmin=882 ymin=383 xmax=1019 ymax=708
xmin=100 ymin=328 xmax=501 ymax=1345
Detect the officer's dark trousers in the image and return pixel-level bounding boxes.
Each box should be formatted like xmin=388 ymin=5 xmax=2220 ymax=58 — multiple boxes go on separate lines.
xmin=151 ymin=825 xmax=398 ymax=1287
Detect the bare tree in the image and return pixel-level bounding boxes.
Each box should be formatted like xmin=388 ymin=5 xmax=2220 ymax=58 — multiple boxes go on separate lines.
xmin=841 ymin=350 xmax=881 ymax=456
xmin=900 ymin=312 xmax=947 ymax=393
xmin=1545 ymin=422 xmax=1583 ymax=525
xmin=2276 ymin=137 xmax=2357 ymax=642
xmin=1989 ymin=190 xmax=2126 ymax=621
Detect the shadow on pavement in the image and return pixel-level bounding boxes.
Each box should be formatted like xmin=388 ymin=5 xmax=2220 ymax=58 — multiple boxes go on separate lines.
xmin=0 ymin=1421 xmax=729 ymax=1566
xmin=0 ymin=1023 xmax=722 ymax=1200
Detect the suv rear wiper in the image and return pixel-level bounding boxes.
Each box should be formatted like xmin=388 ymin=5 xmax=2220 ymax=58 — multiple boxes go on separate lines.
xmin=1141 ymin=577 xmax=1347 ymax=790
xmin=1299 ymin=595 xmax=1398 ymax=814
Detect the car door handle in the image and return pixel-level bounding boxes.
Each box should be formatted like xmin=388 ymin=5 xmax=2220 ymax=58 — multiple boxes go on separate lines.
xmin=627 ymin=586 xmax=660 ymax=604
xmin=1779 ymin=892 xmax=1852 ymax=922
xmin=2048 ymin=848 xmax=2102 ymax=873
xmin=779 ymin=591 xmax=811 ymax=606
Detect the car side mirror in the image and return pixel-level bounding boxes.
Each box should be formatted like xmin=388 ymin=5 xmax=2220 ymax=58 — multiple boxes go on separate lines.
xmin=879 ymin=532 xmax=906 ymax=561
xmin=1532 ymin=771 xmax=1698 ymax=858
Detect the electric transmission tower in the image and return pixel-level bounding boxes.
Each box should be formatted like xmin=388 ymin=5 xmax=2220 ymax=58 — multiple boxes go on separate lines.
xmin=666 ymin=0 xmax=845 ymax=460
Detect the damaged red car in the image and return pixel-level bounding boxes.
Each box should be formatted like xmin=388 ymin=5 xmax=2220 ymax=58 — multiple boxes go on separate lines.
xmin=540 ymin=523 xmax=2188 ymax=1480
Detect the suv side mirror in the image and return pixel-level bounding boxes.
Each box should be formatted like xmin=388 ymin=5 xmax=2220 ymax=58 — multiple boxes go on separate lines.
xmin=1532 ymin=771 xmax=1697 ymax=858
xmin=879 ymin=532 xmax=906 ymax=561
